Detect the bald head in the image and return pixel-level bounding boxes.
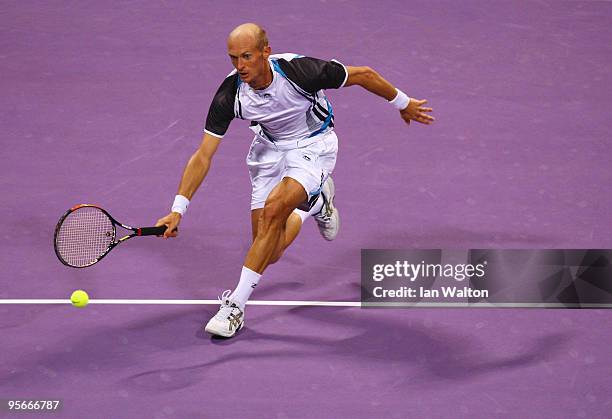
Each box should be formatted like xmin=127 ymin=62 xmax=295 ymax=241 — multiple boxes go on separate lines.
xmin=228 ymin=23 xmax=268 ymax=50
xmin=227 ymin=23 xmax=272 ymax=89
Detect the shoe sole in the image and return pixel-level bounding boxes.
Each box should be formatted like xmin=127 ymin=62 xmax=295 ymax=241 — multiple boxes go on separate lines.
xmin=205 ymin=320 xmax=244 ymax=338
xmin=320 ymin=176 xmax=339 ymax=241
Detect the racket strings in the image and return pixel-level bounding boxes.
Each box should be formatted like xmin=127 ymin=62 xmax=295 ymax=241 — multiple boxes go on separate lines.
xmin=55 ymin=207 xmax=114 ymax=267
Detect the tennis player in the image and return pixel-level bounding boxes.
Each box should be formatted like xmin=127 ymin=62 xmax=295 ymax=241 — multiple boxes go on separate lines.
xmin=156 ymin=23 xmax=435 ymax=337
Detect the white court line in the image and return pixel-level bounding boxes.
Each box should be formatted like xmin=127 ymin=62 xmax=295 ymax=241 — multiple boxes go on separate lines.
xmin=0 ymin=300 xmax=610 ymax=308
xmin=0 ymin=299 xmax=361 ymax=307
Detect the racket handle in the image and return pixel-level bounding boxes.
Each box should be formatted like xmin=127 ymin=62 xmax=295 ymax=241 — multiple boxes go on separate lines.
xmin=138 ymin=226 xmax=177 ymax=236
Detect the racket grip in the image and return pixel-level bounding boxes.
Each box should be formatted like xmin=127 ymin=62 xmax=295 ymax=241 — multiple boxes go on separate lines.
xmin=138 ymin=226 xmax=177 ymax=236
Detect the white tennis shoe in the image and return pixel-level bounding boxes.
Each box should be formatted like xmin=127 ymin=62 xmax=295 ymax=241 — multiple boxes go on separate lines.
xmin=314 ymin=176 xmax=340 ymax=241
xmin=204 ymin=290 xmax=245 ymax=338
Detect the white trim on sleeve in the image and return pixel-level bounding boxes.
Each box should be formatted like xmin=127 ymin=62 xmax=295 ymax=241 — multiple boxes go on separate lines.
xmin=331 ymin=59 xmax=349 ymax=88
xmin=204 ymin=129 xmax=224 ymax=139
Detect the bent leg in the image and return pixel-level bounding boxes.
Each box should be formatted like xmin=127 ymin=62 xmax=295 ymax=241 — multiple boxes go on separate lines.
xmin=251 ymin=208 xmax=303 ymax=264
xmin=244 ymin=177 xmax=307 ymax=273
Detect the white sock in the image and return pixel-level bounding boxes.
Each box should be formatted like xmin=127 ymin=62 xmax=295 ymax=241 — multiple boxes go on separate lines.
xmin=229 ymin=266 xmax=261 ymax=309
xmin=293 ymin=194 xmax=324 ymax=223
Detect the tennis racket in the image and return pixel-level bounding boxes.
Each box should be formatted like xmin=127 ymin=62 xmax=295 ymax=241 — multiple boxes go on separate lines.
xmin=54 ymin=204 xmax=173 ymax=268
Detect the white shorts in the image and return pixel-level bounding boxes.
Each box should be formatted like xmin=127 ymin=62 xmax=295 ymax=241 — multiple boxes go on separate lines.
xmin=246 ymin=130 xmax=339 ymax=210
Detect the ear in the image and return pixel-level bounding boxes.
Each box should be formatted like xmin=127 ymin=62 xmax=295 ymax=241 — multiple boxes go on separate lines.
xmin=262 ymin=45 xmax=271 ymax=59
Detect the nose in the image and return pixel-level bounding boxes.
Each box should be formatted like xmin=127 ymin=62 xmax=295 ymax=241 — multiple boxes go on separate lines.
xmin=237 ymin=57 xmax=245 ymax=70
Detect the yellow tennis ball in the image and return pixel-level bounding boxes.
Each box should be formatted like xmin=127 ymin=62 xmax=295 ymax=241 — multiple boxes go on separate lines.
xmin=71 ymin=290 xmax=89 ymax=307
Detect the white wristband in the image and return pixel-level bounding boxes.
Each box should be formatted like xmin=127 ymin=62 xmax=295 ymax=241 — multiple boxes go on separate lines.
xmin=389 ymin=88 xmax=410 ymax=110
xmin=171 ymin=195 xmax=190 ymax=216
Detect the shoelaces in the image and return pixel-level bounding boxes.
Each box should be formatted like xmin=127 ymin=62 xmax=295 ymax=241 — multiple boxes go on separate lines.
xmin=214 ymin=289 xmax=237 ymax=320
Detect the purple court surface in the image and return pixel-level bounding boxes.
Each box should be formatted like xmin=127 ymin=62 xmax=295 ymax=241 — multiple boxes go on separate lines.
xmin=1 ymin=1 xmax=611 ymax=418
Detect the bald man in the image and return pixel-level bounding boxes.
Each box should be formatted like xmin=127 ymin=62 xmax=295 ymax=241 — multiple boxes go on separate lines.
xmin=156 ymin=23 xmax=435 ymax=337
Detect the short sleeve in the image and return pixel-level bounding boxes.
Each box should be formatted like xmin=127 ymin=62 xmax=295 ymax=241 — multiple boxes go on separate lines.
xmin=204 ymin=73 xmax=239 ymax=138
xmin=277 ymin=57 xmax=349 ymax=94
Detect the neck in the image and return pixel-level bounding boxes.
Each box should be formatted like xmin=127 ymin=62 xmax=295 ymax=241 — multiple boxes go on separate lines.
xmin=249 ymin=65 xmax=273 ymax=90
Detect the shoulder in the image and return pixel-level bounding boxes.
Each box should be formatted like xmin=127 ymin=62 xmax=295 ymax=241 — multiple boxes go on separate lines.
xmin=271 ymin=54 xmax=348 ymax=92
xmin=270 ymin=52 xmax=304 ymax=61
xmin=210 ymin=71 xmax=240 ymax=107
xmin=271 ymin=53 xmax=329 ymax=73
xmin=218 ymin=70 xmax=241 ymax=93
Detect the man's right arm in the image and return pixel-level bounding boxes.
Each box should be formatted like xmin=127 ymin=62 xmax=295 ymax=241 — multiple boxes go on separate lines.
xmin=156 ymin=132 xmax=221 ymax=238
xmin=177 ymin=132 xmax=222 ymax=200
xmin=156 ymin=71 xmax=237 ymax=238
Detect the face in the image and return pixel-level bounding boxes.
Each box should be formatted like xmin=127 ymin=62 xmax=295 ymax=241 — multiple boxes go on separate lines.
xmin=227 ymin=35 xmax=271 ymax=86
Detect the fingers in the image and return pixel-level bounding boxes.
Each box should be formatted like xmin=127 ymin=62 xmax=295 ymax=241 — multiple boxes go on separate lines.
xmin=417 ymin=112 xmax=436 ymax=124
xmin=400 ymin=98 xmax=435 ymax=125
xmin=414 ymin=117 xmax=434 ymax=125
xmin=155 ymin=213 xmax=181 ymax=239
xmin=409 ymin=99 xmax=435 ymax=125
xmin=400 ymin=111 xmax=435 ymax=126
xmin=167 ymin=214 xmax=181 ymax=239
xmin=414 ymin=99 xmax=434 ymax=119
xmin=163 ymin=220 xmax=179 ymax=239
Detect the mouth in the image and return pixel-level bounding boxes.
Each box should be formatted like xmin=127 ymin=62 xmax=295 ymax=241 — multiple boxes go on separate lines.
xmin=239 ymin=72 xmax=248 ymax=78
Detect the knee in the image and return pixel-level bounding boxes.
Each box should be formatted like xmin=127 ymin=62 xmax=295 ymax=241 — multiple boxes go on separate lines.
xmin=261 ymin=197 xmax=292 ymax=226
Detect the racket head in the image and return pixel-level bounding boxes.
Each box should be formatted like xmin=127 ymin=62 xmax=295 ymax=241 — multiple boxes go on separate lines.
xmin=54 ymin=204 xmax=117 ymax=268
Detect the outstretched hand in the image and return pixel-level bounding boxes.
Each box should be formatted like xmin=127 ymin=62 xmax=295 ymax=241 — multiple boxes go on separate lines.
xmin=400 ymin=98 xmax=435 ymax=126
xmin=155 ymin=212 xmax=181 ymax=239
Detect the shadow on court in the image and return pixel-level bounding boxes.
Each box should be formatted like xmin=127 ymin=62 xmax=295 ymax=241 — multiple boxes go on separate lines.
xmin=116 ymin=306 xmax=571 ymax=393
xmin=3 ymin=304 xmax=569 ymax=394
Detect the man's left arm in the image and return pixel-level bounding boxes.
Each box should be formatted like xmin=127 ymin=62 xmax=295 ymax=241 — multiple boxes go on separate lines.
xmin=344 ymin=66 xmax=435 ymax=126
